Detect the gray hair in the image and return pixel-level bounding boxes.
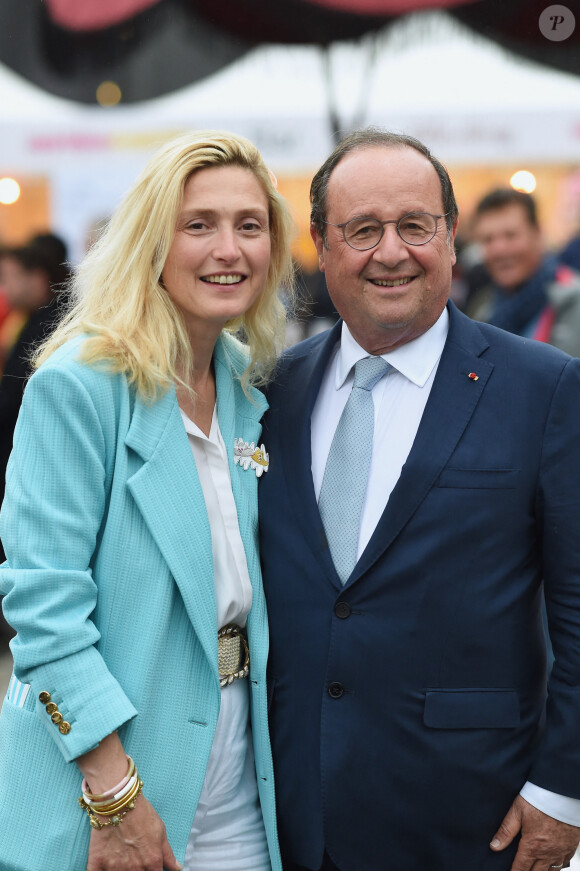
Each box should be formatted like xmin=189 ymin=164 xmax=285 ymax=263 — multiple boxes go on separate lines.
xmin=310 ymin=127 xmax=458 ymax=245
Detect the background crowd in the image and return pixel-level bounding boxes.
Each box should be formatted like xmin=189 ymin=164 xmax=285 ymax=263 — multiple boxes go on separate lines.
xmin=0 ymin=233 xmax=70 ymax=645
xmin=1 ymin=189 xmax=580 ymax=656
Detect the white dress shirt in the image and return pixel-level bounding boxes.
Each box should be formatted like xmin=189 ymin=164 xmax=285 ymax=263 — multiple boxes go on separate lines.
xmin=180 ymin=407 xmax=271 ymax=870
xmin=180 ymin=407 xmax=253 ymax=630
xmin=311 ymin=311 xmax=580 ymax=827
xmin=312 ymin=310 xmax=448 ymax=559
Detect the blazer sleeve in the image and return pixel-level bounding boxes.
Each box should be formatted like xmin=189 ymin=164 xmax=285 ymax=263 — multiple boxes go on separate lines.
xmin=0 ymin=358 xmax=138 ymax=763
xmin=528 ymin=355 xmax=580 ymax=797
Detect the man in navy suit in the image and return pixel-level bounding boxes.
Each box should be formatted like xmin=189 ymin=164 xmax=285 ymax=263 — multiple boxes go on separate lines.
xmin=259 ymin=129 xmax=580 ymax=871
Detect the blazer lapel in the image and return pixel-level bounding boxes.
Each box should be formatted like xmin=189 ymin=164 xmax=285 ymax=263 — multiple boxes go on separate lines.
xmin=213 ymin=335 xmax=267 ymax=592
xmin=274 ymin=322 xmax=343 ymax=582
xmin=352 ymin=305 xmax=494 ymax=583
xmin=124 ymin=386 xmax=218 ymax=672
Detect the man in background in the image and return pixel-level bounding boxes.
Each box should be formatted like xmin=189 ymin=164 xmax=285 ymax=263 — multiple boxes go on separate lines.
xmin=466 ymin=188 xmax=580 ymax=355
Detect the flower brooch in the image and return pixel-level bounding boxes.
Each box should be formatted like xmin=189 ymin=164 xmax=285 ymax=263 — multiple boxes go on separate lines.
xmin=234 ymin=438 xmax=269 ymax=477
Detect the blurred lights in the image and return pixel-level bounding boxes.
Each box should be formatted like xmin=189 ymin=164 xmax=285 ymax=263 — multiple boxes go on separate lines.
xmin=0 ymin=178 xmax=21 ymax=205
xmin=510 ymin=170 xmax=536 ymax=194
xmin=96 ymin=81 xmax=122 ymax=107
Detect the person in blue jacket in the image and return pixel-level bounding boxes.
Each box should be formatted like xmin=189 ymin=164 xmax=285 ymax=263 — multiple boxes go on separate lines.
xmin=259 ymin=129 xmax=580 ymax=871
xmin=0 ymin=129 xmax=293 ymax=871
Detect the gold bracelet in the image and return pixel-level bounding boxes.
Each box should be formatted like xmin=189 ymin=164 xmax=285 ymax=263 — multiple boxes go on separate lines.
xmin=84 ymin=768 xmax=140 ymax=806
xmin=86 ymin=774 xmax=142 ymax=815
xmin=82 ymin=775 xmax=142 ymax=815
xmin=81 ymin=756 xmax=136 ymax=803
xmin=78 ymin=780 xmax=143 ymax=830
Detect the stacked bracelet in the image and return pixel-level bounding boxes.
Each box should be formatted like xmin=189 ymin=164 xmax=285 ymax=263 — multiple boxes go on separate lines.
xmin=81 ymin=755 xmax=135 ymax=802
xmin=78 ymin=756 xmax=143 ymax=829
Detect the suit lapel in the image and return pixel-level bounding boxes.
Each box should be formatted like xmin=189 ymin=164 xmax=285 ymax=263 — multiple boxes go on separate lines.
xmin=124 ymin=384 xmax=218 ymax=671
xmin=352 ymin=306 xmax=494 ymax=583
xmin=274 ymin=323 xmax=343 ymax=582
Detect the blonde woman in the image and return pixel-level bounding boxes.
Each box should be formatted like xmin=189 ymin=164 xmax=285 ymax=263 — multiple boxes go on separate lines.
xmin=0 ymin=130 xmax=294 ymax=871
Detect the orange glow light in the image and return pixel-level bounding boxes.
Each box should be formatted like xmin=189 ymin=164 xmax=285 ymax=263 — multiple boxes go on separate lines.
xmin=510 ymin=170 xmax=537 ymax=194
xmin=0 ymin=177 xmax=21 ymax=205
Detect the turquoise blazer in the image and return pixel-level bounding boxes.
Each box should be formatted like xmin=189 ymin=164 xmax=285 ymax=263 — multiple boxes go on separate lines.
xmin=0 ymin=333 xmax=281 ymax=871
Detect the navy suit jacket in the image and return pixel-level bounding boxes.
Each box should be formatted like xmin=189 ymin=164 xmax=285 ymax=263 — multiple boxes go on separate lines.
xmin=259 ymin=303 xmax=580 ymax=871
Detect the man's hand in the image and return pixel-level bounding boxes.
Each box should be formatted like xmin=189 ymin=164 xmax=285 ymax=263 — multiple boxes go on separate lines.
xmin=490 ymin=794 xmax=580 ymax=871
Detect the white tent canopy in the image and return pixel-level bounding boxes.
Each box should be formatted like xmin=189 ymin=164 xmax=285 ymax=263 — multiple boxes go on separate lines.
xmin=2 ymin=11 xmax=580 ymax=261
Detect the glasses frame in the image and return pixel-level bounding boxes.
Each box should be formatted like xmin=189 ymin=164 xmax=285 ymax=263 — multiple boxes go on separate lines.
xmin=322 ymin=211 xmax=451 ymax=250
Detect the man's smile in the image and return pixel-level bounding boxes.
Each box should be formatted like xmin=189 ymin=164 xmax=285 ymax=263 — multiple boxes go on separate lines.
xmin=367 ymin=276 xmax=416 ymax=288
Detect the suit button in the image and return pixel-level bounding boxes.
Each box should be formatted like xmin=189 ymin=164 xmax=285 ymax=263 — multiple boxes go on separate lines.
xmin=51 ymin=711 xmax=63 ymax=724
xmin=46 ymin=702 xmax=58 ymax=715
xmin=328 ymin=682 xmax=344 ymax=699
xmin=59 ymin=721 xmax=71 ymax=734
xmin=39 ymin=691 xmax=51 ymax=704
xmin=334 ymin=602 xmax=351 ymax=619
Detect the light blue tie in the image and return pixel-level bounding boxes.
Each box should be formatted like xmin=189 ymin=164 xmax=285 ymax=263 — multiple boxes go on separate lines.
xmin=318 ymin=355 xmax=391 ymax=584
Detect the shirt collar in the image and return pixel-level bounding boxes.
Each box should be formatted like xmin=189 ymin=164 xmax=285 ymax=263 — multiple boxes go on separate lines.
xmin=179 ymin=405 xmax=219 ymax=442
xmin=336 ymin=307 xmax=449 ymax=390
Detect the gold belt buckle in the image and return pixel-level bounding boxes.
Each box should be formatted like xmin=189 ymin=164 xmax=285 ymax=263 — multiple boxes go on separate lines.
xmin=218 ymin=624 xmax=250 ymax=688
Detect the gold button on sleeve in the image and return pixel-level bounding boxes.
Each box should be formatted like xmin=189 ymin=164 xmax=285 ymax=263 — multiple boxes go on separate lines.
xmin=39 ymin=691 xmax=51 ymax=704
xmin=51 ymin=711 xmax=63 ymax=725
xmin=45 ymin=702 xmax=58 ymax=715
xmin=59 ymin=721 xmax=71 ymax=735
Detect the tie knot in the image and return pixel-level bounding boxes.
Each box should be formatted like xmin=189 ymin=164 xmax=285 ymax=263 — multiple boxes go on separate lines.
xmin=353 ymin=356 xmax=391 ymax=392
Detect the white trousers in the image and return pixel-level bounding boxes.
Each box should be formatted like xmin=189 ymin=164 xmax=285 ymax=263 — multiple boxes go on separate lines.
xmin=184 ymin=679 xmax=271 ymax=871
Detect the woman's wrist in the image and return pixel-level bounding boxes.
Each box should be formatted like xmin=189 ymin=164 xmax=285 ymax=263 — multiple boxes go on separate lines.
xmin=81 ymin=755 xmax=135 ymax=803
xmin=79 ymin=765 xmax=144 ymax=830
xmin=76 ymin=731 xmax=130 ymax=795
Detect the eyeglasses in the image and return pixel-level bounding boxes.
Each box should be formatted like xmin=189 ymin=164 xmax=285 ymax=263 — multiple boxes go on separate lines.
xmin=322 ymin=212 xmax=450 ymax=250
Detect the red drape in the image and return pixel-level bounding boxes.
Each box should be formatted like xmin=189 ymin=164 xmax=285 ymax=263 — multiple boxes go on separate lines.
xmin=44 ymin=0 xmax=479 ymax=32
xmin=45 ymin=0 xmax=160 ymax=31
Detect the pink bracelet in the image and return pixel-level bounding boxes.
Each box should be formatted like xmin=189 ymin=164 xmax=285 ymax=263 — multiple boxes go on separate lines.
xmin=84 ymin=773 xmax=139 ymax=809
xmin=81 ymin=755 xmax=135 ymax=802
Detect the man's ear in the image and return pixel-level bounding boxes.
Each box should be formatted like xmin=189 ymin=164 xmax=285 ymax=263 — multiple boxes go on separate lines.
xmin=449 ymin=218 xmax=458 ymax=267
xmin=310 ymin=223 xmax=326 ymax=272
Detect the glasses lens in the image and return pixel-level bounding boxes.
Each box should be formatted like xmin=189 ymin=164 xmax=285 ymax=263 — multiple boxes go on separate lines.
xmin=344 ymin=217 xmax=383 ymax=250
xmin=398 ymin=213 xmax=437 ymax=245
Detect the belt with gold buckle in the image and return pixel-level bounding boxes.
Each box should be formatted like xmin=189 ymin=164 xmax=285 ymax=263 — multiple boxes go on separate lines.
xmin=218 ymin=624 xmax=250 ymax=688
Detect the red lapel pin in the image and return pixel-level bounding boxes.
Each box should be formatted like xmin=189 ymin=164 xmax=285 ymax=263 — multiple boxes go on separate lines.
xmin=468 ymin=372 xmax=479 ymax=381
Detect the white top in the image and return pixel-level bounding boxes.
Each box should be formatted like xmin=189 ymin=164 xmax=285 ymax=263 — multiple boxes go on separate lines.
xmin=311 ymin=310 xmax=580 ymax=827
xmin=180 ymin=406 xmax=252 ymax=629
xmin=180 ymin=405 xmax=270 ymax=870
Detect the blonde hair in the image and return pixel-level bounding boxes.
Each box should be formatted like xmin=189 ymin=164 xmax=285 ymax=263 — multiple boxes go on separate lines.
xmin=34 ymin=130 xmax=295 ymax=399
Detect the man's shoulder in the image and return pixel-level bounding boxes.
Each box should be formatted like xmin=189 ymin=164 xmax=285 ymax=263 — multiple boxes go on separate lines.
xmin=287 ymin=329 xmax=334 ymax=358
xmin=548 ymin=262 xmax=580 ymax=299
xmin=450 ymin=303 xmax=574 ymax=372
xmin=264 ymin=326 xmax=339 ymax=410
xmin=275 ymin=326 xmax=338 ymax=375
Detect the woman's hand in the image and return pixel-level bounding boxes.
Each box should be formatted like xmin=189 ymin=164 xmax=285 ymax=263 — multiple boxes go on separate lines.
xmin=87 ymin=792 xmax=182 ymax=871
xmin=77 ymin=732 xmax=182 ymax=871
